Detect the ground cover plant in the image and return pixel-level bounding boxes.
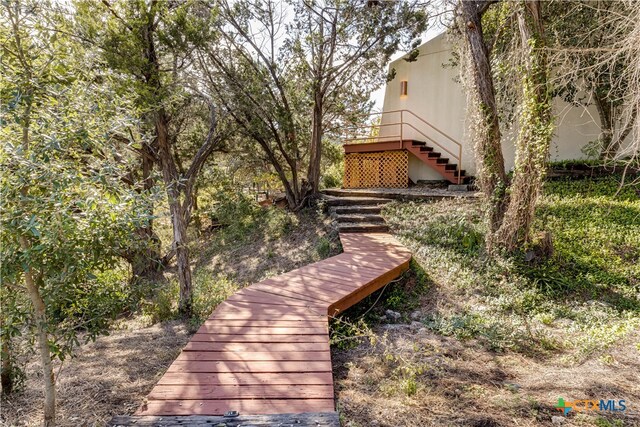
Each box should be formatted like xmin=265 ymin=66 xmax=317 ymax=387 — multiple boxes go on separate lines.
xmin=332 ymin=176 xmax=640 ymax=427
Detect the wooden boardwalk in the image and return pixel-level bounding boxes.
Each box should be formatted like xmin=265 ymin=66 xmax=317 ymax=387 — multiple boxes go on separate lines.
xmin=117 ymin=233 xmax=410 ymax=425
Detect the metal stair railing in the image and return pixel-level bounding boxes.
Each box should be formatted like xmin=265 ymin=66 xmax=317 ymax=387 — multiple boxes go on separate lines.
xmin=343 ymin=109 xmax=463 ymax=184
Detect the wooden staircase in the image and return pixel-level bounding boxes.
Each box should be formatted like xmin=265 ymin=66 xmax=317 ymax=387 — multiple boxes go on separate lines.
xmin=343 ymin=139 xmax=468 ymax=185
xmin=404 ymin=140 xmax=468 ymax=184
xmin=343 ymin=109 xmax=470 ymax=185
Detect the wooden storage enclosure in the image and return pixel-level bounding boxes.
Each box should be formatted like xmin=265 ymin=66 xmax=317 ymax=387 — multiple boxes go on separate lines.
xmin=343 ymin=151 xmax=408 ymax=188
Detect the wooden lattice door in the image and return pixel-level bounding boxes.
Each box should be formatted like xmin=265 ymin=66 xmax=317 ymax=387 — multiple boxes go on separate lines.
xmin=343 ymin=151 xmax=408 ymax=188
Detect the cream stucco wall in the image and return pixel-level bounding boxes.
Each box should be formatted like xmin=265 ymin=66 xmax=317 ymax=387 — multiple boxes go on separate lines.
xmin=380 ymin=32 xmax=604 ymax=180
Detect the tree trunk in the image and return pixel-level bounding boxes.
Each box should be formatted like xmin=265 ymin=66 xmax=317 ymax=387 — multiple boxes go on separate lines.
xmin=253 ymin=137 xmax=303 ymax=210
xmin=307 ymin=93 xmax=323 ymax=196
xmin=155 ymin=110 xmax=193 ymax=318
xmin=128 ymin=229 xmax=162 ymax=283
xmin=125 ymin=145 xmax=163 ymax=284
xmin=173 ymin=204 xmax=192 ymax=318
xmin=142 ymin=5 xmax=193 ymax=317
xmin=458 ymin=0 xmax=509 ymax=245
xmin=494 ymin=0 xmax=553 ymax=252
xmin=16 ymin=76 xmax=56 ymax=423
xmin=594 ymin=88 xmax=615 ymax=160
xmin=20 ymin=237 xmax=56 ymax=427
xmin=1 ymin=315 xmax=14 ymax=395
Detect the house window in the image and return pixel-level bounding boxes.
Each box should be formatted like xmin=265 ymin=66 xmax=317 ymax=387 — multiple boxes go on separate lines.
xmin=400 ymin=80 xmax=408 ymax=97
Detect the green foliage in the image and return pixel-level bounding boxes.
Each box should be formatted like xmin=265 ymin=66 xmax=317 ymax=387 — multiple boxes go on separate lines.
xmin=321 ymin=141 xmax=344 ymax=189
xmin=379 ymin=260 xmax=430 ymax=314
xmin=383 ymin=178 xmax=640 ymax=359
xmin=330 ymin=318 xmax=372 ymax=351
xmin=383 ymin=263 xmax=429 ymax=313
xmin=321 ymin=160 xmax=344 ymax=189
xmin=141 ymin=270 xmax=239 ymax=327
xmin=0 ymin=288 xmax=30 ymax=394
xmin=526 ymin=178 xmax=640 ymax=300
xmin=141 ymin=284 xmax=177 ymax=325
xmin=382 ymin=202 xmax=485 ymax=257
xmin=401 ymin=376 xmax=418 ymax=396
xmin=547 ymin=159 xmax=611 ymax=169
xmin=51 ymin=267 xmax=136 ymax=332
xmin=1 ymin=0 xmax=154 ymax=365
xmin=315 ymin=237 xmax=332 ymax=259
xmin=210 ymin=187 xmax=261 ymax=230
xmin=264 ymin=208 xmax=298 ymax=240
xmin=206 ymin=184 xmax=298 ymax=244
xmin=192 ymin=270 xmax=238 ymax=324
xmin=594 ymin=417 xmax=625 ymax=427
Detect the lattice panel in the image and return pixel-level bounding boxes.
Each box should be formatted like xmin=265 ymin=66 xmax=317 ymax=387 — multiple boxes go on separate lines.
xmin=343 ymin=151 xmax=408 ymax=188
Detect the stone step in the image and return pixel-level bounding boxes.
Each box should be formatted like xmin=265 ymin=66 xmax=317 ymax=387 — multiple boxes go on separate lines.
xmin=335 ymin=214 xmax=385 ymax=224
xmin=322 ymin=189 xmax=396 ymax=199
xmin=332 ymin=206 xmax=383 ymax=215
xmin=337 ymin=223 xmax=389 ymax=233
xmin=322 ymin=196 xmax=393 ymax=207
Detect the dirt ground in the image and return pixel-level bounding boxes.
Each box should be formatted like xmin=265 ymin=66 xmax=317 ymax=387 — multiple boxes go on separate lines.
xmin=333 ymin=326 xmax=640 ymax=427
xmin=192 ymin=210 xmax=340 ymax=285
xmin=0 ymin=319 xmax=190 ymax=426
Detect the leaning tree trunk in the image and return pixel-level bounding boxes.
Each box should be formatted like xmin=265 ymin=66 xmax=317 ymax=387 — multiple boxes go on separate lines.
xmin=458 ymin=0 xmax=509 ymax=244
xmin=155 ymin=111 xmax=193 ymax=318
xmin=20 ymin=237 xmax=56 ymax=427
xmin=16 ymin=92 xmax=55 ymax=424
xmin=494 ymin=0 xmax=554 ymax=252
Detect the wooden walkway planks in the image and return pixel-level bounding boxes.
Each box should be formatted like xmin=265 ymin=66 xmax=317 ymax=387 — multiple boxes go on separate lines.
xmin=122 ymin=232 xmax=410 ymax=423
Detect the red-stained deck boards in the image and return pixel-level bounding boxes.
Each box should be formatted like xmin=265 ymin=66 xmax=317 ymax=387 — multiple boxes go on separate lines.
xmin=135 ymin=232 xmax=411 ymax=418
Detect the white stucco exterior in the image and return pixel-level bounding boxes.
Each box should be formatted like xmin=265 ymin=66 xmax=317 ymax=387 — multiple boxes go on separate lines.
xmin=379 ymin=32 xmax=603 ymax=180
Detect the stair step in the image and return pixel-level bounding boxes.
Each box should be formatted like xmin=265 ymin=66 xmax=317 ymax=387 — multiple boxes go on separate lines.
xmin=411 ymin=141 xmax=426 ymax=146
xmin=335 ymin=214 xmax=385 ymax=224
xmin=408 ymin=144 xmax=468 ymax=184
xmin=338 ymin=222 xmax=389 ymax=233
xmin=322 ymin=189 xmax=395 ymax=199
xmin=333 ymin=206 xmax=383 ymax=215
xmin=324 ymin=196 xmax=393 ymax=207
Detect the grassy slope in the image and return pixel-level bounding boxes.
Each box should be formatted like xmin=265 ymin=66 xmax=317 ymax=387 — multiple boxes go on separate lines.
xmin=333 ymin=177 xmax=640 ymax=427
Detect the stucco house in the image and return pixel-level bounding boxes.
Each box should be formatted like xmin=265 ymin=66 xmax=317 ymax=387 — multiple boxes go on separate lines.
xmin=342 ymin=32 xmax=605 ymax=187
